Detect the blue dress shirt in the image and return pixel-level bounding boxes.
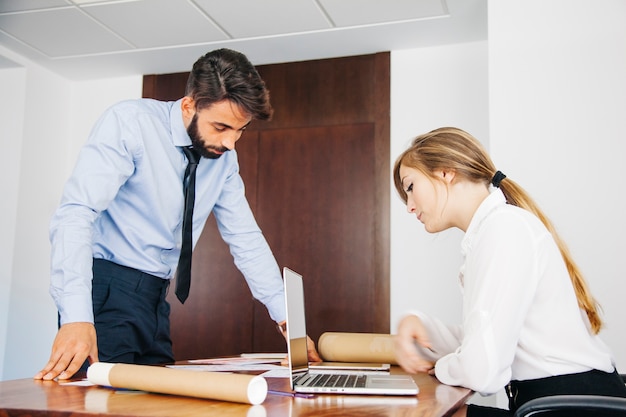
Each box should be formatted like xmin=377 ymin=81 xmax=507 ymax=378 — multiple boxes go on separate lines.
xmin=49 ymin=98 xmax=285 ymax=326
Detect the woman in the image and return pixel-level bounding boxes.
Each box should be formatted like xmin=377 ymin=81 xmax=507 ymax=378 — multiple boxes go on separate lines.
xmin=392 ymin=127 xmax=625 ymax=416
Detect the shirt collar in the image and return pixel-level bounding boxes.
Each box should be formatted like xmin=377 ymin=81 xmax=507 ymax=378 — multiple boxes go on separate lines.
xmin=461 ymin=188 xmax=507 ymax=255
xmin=170 ymin=99 xmax=191 ymax=147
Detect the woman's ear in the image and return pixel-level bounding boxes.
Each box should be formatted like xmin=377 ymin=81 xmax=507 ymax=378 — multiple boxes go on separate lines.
xmin=440 ymin=169 xmax=456 ymax=184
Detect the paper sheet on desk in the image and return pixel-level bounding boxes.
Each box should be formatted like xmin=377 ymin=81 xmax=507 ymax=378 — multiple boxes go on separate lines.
xmin=188 ymin=356 xmax=284 ymax=365
xmin=59 ymin=379 xmax=95 ymax=386
xmin=171 ymin=355 xmax=286 ymax=373
xmin=168 ymin=364 xmax=284 ymax=372
xmin=259 ymin=367 xmax=290 ymax=378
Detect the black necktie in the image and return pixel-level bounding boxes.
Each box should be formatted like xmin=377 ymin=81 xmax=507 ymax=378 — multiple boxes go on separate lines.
xmin=175 ymin=146 xmax=201 ymax=303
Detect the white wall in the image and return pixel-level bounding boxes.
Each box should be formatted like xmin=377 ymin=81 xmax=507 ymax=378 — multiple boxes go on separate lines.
xmin=0 ymin=66 xmax=26 ymax=379
xmin=0 ymin=45 xmax=72 ymax=381
xmin=0 ymin=43 xmax=142 ymax=380
xmin=489 ymin=0 xmax=626 ymax=373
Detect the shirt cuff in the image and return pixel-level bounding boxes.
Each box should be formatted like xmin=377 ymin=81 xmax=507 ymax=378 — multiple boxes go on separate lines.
xmin=57 ymin=293 xmax=94 ymax=326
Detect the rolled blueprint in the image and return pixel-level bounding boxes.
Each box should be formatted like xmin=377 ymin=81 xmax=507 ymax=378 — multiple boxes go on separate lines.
xmin=318 ymin=332 xmax=397 ymax=364
xmin=87 ymin=362 xmax=267 ymax=405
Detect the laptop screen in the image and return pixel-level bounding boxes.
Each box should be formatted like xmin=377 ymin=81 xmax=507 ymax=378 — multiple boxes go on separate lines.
xmin=284 ymin=267 xmax=310 ymax=378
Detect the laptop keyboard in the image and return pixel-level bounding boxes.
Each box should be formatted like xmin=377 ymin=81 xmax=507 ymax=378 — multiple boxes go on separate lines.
xmin=296 ymin=373 xmax=367 ymax=388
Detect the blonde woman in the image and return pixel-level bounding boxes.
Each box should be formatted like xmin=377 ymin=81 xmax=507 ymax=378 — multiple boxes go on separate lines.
xmin=393 ymin=127 xmax=625 ymax=417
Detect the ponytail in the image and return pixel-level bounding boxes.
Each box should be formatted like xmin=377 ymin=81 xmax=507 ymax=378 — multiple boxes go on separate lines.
xmin=498 ymin=177 xmax=603 ymax=333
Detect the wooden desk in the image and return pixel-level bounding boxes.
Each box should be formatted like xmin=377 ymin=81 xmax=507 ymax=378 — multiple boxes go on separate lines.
xmin=0 ymin=368 xmax=472 ymax=417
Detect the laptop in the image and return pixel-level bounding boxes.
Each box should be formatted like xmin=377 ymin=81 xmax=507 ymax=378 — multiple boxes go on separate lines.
xmin=283 ymin=267 xmax=419 ymax=395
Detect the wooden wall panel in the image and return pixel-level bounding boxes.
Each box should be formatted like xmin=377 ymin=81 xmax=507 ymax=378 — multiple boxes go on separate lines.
xmin=254 ymin=124 xmax=377 ymax=345
xmin=143 ymin=72 xmax=188 ymax=102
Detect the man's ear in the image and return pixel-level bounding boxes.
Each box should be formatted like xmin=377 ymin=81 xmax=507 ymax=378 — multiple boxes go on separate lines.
xmin=181 ymin=96 xmax=195 ymax=121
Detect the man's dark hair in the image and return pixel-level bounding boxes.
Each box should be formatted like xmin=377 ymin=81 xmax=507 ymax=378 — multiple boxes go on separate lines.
xmin=185 ymin=48 xmax=273 ymax=120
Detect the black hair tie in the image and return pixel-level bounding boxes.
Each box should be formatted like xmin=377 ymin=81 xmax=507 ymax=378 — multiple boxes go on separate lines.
xmin=491 ymin=170 xmax=506 ymax=188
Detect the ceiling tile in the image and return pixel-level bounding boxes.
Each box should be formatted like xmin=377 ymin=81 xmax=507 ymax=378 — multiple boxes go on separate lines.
xmin=0 ymin=7 xmax=133 ymax=57
xmin=0 ymin=0 xmax=487 ymax=80
xmin=319 ymin=0 xmax=447 ymax=27
xmin=194 ymin=0 xmax=331 ymax=38
xmin=0 ymin=0 xmax=68 ymax=13
xmin=82 ymin=0 xmax=228 ymax=48
xmin=71 ymin=0 xmax=121 ymax=4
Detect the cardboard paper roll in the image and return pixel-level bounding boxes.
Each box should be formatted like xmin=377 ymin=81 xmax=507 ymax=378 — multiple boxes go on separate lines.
xmin=318 ymin=332 xmax=397 ymax=364
xmin=87 ymin=362 xmax=267 ymax=405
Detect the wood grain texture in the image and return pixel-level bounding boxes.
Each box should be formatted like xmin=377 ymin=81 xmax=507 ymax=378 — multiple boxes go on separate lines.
xmin=0 ymin=366 xmax=472 ymax=417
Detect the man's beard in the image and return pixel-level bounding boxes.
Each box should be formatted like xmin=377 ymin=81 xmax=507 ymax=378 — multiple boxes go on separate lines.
xmin=187 ymin=114 xmax=229 ymax=160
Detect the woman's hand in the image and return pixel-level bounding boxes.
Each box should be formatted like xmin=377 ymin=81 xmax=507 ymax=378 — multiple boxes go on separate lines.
xmin=394 ymin=315 xmax=435 ymax=374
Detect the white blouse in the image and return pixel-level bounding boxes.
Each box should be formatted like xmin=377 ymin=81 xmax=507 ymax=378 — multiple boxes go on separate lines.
xmin=412 ymin=188 xmax=615 ymax=395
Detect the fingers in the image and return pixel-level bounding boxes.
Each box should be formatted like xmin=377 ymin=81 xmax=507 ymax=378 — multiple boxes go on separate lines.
xmin=35 ymin=349 xmax=86 ymax=380
xmin=60 ymin=345 xmax=101 ymax=380
xmin=34 ymin=354 xmax=61 ymax=380
xmin=306 ymin=335 xmax=322 ymax=362
xmin=397 ymin=351 xmax=435 ymax=374
xmin=276 ymin=321 xmax=287 ymax=339
xmin=394 ymin=315 xmax=435 ymax=374
xmin=34 ymin=322 xmax=97 ymax=380
xmin=395 ymin=345 xmax=435 ymax=374
xmin=276 ymin=321 xmax=322 ymax=363
xmin=59 ymin=349 xmax=94 ymax=380
xmin=397 ymin=315 xmax=432 ymax=350
xmin=279 ymin=342 xmax=320 ymax=366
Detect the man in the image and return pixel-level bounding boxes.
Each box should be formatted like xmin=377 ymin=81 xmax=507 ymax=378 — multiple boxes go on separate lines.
xmin=35 ymin=48 xmax=318 ymax=381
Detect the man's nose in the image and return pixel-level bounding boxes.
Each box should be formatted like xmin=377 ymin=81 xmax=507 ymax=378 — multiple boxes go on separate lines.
xmin=222 ymin=132 xmax=240 ymax=150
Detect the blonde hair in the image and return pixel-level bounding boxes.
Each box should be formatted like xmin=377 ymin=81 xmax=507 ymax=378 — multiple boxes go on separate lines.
xmin=393 ymin=127 xmax=603 ymax=333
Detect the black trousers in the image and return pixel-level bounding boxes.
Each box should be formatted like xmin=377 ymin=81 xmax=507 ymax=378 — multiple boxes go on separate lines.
xmin=90 ymin=258 xmax=174 ymax=365
xmin=467 ymin=369 xmax=626 ymax=417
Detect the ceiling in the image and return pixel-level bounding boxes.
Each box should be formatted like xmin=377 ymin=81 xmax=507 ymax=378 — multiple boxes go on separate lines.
xmin=0 ymin=0 xmax=487 ymax=81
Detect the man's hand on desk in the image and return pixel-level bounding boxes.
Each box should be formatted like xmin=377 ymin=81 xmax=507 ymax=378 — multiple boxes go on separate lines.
xmin=277 ymin=321 xmax=322 ymax=364
xmin=34 ymin=322 xmax=98 ymax=381
xmin=305 ymin=335 xmax=322 ymax=362
xmin=394 ymin=315 xmax=435 ymax=374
